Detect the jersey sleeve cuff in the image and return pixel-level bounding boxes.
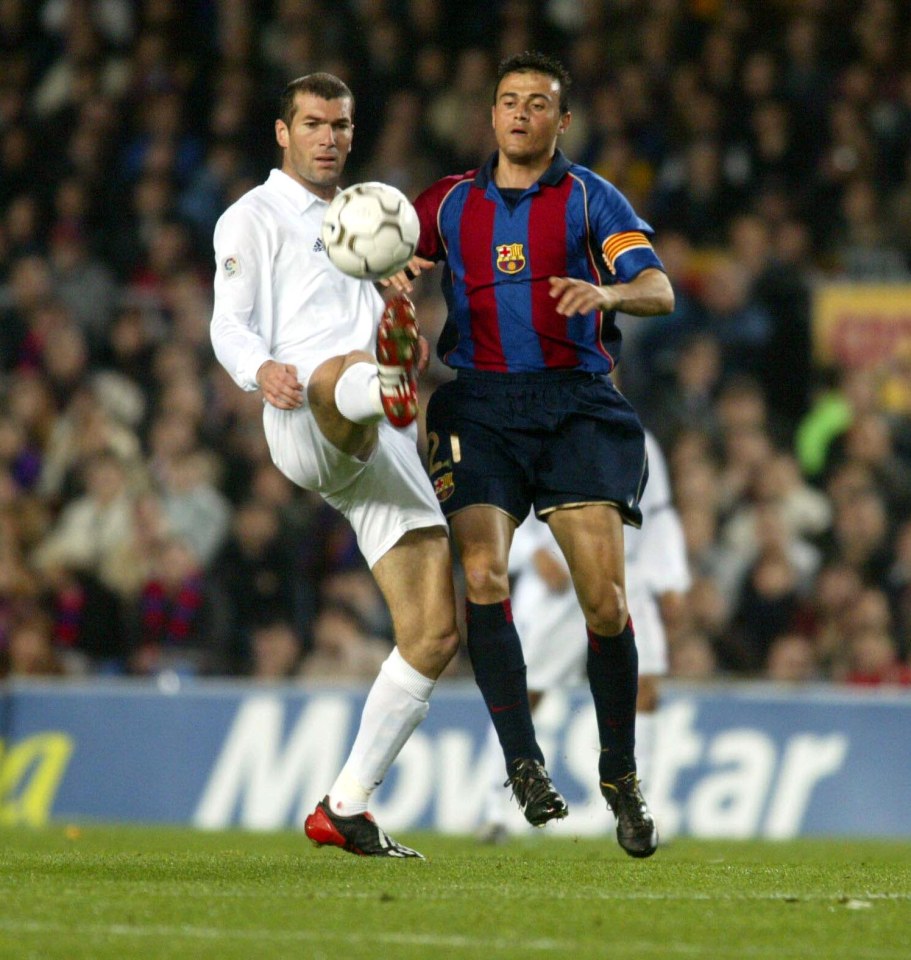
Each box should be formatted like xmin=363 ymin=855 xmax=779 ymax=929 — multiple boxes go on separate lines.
xmin=240 ymin=352 xmax=273 ymax=391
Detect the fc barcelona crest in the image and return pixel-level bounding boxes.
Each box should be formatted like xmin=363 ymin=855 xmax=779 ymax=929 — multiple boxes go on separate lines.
xmin=433 ymin=471 xmax=455 ymax=502
xmin=496 ymin=242 xmax=526 ymax=274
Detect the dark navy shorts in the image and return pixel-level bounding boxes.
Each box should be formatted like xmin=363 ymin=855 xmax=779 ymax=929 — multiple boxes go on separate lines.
xmin=425 ymin=369 xmax=648 ymax=526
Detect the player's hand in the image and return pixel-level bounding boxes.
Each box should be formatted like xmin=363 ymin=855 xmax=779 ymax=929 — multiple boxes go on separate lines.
xmin=548 ymin=276 xmax=619 ymax=316
xmin=257 ymin=360 xmax=304 ymax=409
xmin=382 ymin=255 xmax=436 ymax=294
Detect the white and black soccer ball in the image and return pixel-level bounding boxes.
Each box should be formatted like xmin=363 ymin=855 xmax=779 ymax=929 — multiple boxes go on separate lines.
xmin=321 ymin=181 xmax=420 ymax=281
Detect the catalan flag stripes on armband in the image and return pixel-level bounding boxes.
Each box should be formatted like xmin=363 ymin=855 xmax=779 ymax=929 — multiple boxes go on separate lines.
xmin=601 ymin=231 xmax=653 ymax=274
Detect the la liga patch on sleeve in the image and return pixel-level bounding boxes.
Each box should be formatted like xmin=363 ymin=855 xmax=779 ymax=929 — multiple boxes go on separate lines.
xmin=222 ymin=255 xmax=242 ymax=278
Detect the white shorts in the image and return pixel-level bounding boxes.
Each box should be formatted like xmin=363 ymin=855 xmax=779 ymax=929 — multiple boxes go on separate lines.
xmin=517 ymin=580 xmax=668 ymax=691
xmin=263 ymin=403 xmax=446 ymax=568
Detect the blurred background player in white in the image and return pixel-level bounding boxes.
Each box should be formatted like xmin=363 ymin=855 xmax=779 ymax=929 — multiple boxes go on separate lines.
xmin=477 ymin=430 xmax=690 ymax=843
xmin=210 ymin=73 xmax=459 ymax=858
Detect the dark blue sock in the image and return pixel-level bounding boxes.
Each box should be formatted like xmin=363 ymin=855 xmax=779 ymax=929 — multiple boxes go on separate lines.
xmin=466 ymin=599 xmax=543 ymax=769
xmin=587 ymin=618 xmax=638 ymax=784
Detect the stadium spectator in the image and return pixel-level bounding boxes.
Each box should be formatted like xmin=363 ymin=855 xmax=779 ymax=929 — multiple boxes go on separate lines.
xmin=36 ymin=386 xmax=142 ymax=504
xmin=47 ymin=221 xmax=119 ymax=354
xmin=249 ymin=619 xmax=302 ymax=681
xmin=177 ymin=138 xmax=252 ymax=246
xmin=628 ymin=232 xmax=723 ymax=412
xmin=752 ymin=450 xmax=832 ymax=543
xmin=2 ymin=611 xmax=65 ymax=677
xmin=796 ymin=561 xmax=865 ymax=676
xmin=765 ymin=632 xmax=822 ymax=683
xmin=641 ymin=332 xmax=724 ymax=448
xmin=726 ymin=213 xmax=814 ymax=429
xmin=210 ymin=497 xmax=300 ymax=674
xmin=691 ymin=254 xmax=776 ymax=384
xmin=299 ymin=601 xmax=391 ymax=683
xmin=0 ymin=410 xmax=42 ymax=493
xmin=34 ymin=307 xmax=91 ymax=407
xmin=668 ymin=631 xmax=718 ymax=681
xmin=95 ymin=304 xmax=161 ymax=395
xmin=651 ymin=139 xmax=740 ymax=247
xmin=720 ymin=479 xmax=823 ymax=602
xmin=831 ymin=176 xmax=910 ymax=280
xmin=823 ymin=487 xmax=893 ymax=585
xmin=32 ymin=2 xmax=131 ymax=119
xmin=0 ymin=509 xmax=44 ymax=659
xmin=31 ymin=448 xmax=146 ymax=597
xmin=43 ymin=564 xmax=128 ymax=674
xmin=834 ymin=411 xmax=911 ymax=521
xmin=127 ymin=534 xmax=230 ymax=677
xmin=885 ymin=517 xmax=911 ymax=660
xmin=843 ymin=627 xmax=911 ymax=687
xmin=426 ymin=46 xmax=496 ymax=169
xmin=1 ymin=255 xmax=55 ymax=372
xmin=156 ymin=448 xmax=232 ymax=567
xmin=3 ymin=372 xmax=58 ymax=456
xmin=722 ymin=540 xmax=805 ymax=674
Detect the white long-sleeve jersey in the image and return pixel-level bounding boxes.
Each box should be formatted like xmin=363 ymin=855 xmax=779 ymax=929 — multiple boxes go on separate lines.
xmin=210 ymin=168 xmax=383 ymax=393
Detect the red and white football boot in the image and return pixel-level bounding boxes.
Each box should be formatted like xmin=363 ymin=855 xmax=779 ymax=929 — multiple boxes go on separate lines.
xmin=376 ymin=295 xmax=419 ymax=428
xmin=304 ymin=796 xmax=424 ymax=858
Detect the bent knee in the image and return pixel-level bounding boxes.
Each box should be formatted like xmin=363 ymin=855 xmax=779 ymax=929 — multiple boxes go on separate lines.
xmin=401 ymin=626 xmax=461 ymax=678
xmin=461 ymin=563 xmax=510 ymax=603
xmin=435 ymin=627 xmax=462 ymax=664
xmin=308 ymin=351 xmax=375 ymax=408
xmin=584 ymin=584 xmax=629 ymax=637
xmin=307 ymin=357 xmax=342 ymax=408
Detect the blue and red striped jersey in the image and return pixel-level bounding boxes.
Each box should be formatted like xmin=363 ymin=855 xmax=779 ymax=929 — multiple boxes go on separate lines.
xmin=414 ymin=150 xmax=665 ymax=373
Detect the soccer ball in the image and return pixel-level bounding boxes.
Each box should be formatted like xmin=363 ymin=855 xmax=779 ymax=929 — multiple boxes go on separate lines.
xmin=321 ymin=181 xmax=420 ymax=281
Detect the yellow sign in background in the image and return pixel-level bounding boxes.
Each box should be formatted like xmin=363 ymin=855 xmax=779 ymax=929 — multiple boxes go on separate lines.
xmin=814 ymin=284 xmax=911 ymax=369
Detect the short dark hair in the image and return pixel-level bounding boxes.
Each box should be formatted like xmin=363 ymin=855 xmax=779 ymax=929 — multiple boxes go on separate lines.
xmin=279 ymin=73 xmax=354 ymax=126
xmin=494 ymin=51 xmax=571 ymax=113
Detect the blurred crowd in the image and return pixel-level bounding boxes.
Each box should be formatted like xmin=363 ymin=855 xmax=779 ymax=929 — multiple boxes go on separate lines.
xmin=2 ymin=0 xmax=911 ymax=688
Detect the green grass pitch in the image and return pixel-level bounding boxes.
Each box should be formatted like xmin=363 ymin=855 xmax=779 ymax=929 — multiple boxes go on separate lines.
xmin=2 ymin=824 xmax=910 ymax=960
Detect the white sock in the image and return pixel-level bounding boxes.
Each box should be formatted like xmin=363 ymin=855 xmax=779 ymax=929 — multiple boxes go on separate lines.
xmin=636 ymin=710 xmax=657 ymax=788
xmin=334 ymin=361 xmax=383 ymax=424
xmin=480 ymin=721 xmax=509 ymax=828
xmin=327 ymin=648 xmax=434 ymax=816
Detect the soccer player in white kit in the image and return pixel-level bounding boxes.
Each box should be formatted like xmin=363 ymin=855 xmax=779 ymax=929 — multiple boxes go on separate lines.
xmin=210 ymin=73 xmax=460 ymax=858
xmin=477 ymin=430 xmax=690 ymax=844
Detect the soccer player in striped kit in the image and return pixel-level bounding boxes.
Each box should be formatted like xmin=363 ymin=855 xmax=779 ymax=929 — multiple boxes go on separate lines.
xmin=389 ymin=51 xmax=674 ymax=856
xmin=475 ymin=429 xmax=691 ymax=847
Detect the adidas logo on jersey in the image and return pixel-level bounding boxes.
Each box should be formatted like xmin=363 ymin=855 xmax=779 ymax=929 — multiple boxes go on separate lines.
xmin=313 ymin=237 xmax=326 ymax=253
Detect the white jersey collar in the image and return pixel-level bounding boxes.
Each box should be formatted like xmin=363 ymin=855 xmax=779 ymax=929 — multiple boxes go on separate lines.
xmin=267 ymin=168 xmax=331 ymax=215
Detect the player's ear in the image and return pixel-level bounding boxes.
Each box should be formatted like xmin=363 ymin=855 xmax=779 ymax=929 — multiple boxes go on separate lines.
xmin=275 ymin=119 xmax=288 ymax=149
xmin=558 ymin=111 xmax=572 ymax=136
